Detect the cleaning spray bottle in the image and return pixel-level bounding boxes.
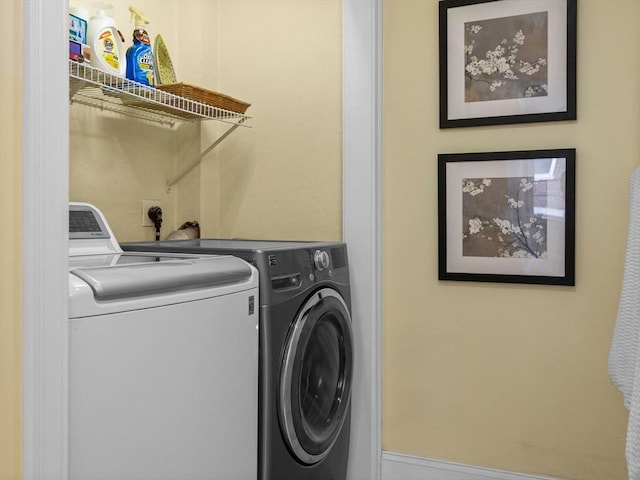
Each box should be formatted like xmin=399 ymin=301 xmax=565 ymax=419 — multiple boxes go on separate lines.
xmin=87 ymin=9 xmax=126 ymax=76
xmin=126 ymin=6 xmax=155 ymax=87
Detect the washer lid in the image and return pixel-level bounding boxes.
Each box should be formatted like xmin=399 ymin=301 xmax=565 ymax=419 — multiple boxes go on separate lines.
xmin=70 ymin=256 xmax=252 ymax=300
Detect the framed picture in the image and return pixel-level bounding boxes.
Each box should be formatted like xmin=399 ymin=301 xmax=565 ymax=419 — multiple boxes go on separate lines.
xmin=439 ymin=0 xmax=577 ymax=128
xmin=438 ymin=149 xmax=575 ymax=285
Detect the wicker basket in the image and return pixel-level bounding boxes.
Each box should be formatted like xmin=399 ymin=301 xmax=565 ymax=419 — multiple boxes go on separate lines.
xmin=156 ymin=83 xmax=251 ymax=114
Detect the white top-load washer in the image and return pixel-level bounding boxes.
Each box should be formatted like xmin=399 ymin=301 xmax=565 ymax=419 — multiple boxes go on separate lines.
xmin=68 ymin=203 xmax=259 ymax=480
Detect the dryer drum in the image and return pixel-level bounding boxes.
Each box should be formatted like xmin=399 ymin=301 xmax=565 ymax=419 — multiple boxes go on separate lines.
xmin=279 ymin=288 xmax=354 ymax=465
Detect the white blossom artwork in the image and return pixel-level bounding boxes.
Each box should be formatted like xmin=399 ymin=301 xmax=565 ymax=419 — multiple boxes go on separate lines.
xmin=462 ymin=176 xmax=548 ymax=258
xmin=464 ymin=11 xmax=548 ymax=102
xmin=439 ymin=149 xmax=575 ymax=285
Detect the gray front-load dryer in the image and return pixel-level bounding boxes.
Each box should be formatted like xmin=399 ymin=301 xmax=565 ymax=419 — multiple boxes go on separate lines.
xmin=123 ymin=239 xmax=353 ymax=480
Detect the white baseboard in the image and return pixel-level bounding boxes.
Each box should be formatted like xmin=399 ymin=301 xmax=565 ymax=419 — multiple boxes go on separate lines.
xmin=381 ymin=452 xmax=558 ymax=480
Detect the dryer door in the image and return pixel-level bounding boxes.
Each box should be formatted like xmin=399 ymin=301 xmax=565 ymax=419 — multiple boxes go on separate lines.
xmin=279 ymin=287 xmax=353 ymax=465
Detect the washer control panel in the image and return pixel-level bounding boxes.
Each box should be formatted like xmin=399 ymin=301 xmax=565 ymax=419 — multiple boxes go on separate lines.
xmin=69 ymin=206 xmax=110 ymax=239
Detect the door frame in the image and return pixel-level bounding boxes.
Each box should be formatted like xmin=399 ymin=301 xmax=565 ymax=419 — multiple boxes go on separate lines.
xmin=22 ymin=1 xmax=382 ymax=478
xmin=22 ymin=0 xmax=70 ymax=478
xmin=343 ymin=1 xmax=383 ymax=479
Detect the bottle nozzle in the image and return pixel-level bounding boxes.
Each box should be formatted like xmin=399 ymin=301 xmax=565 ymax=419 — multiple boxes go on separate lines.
xmin=128 ymin=5 xmax=149 ymax=28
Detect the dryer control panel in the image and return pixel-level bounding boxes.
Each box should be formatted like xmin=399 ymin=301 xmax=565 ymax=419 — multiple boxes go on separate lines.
xmin=313 ymin=250 xmax=330 ymax=271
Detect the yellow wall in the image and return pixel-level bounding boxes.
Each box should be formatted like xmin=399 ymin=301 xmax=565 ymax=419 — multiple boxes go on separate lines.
xmin=210 ymin=0 xmax=343 ymax=241
xmin=383 ymin=1 xmax=638 ymax=479
xmin=0 ymin=1 xmax=22 ymax=479
xmin=69 ymin=0 xmax=343 ymax=243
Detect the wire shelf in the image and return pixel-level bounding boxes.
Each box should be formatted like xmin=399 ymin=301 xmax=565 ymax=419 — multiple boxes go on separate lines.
xmin=69 ymin=60 xmax=251 ymax=127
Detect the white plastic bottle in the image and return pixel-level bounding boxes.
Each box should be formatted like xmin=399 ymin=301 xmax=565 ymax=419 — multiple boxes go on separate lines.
xmin=87 ymin=9 xmax=126 ymax=77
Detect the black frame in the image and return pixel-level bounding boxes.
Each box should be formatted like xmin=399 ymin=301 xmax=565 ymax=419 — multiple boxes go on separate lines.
xmin=439 ymin=0 xmax=577 ymax=128
xmin=438 ymin=149 xmax=576 ymax=285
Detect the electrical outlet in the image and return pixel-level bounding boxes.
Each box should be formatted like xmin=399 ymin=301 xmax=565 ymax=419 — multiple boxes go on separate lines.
xmin=142 ymin=199 xmax=161 ymax=227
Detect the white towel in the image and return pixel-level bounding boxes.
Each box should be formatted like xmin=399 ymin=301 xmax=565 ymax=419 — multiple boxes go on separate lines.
xmin=609 ymin=167 xmax=640 ymax=479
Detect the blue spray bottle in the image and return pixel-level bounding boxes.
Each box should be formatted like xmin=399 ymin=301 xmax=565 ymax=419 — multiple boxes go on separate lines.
xmin=126 ymin=6 xmax=155 ymax=87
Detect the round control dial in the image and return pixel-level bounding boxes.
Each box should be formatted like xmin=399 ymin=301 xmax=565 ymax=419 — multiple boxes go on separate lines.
xmin=313 ymin=250 xmax=330 ymax=271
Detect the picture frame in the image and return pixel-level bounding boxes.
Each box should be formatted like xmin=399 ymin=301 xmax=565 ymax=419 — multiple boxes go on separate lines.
xmin=439 ymin=0 xmax=577 ymax=128
xmin=438 ymin=149 xmax=575 ymax=285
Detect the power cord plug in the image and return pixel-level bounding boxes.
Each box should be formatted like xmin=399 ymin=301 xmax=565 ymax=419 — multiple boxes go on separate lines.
xmin=148 ymin=206 xmax=163 ymax=241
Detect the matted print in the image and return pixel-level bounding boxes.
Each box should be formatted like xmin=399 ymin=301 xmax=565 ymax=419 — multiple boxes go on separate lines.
xmin=438 ymin=149 xmax=575 ymax=285
xmin=439 ymin=0 xmax=577 ymax=128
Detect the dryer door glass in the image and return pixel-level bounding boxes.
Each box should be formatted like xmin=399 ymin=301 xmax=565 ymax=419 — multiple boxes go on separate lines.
xmin=279 ymin=288 xmax=353 ymax=465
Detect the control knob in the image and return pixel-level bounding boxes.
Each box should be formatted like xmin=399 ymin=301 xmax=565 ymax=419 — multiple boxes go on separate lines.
xmin=313 ymin=250 xmax=330 ymax=271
